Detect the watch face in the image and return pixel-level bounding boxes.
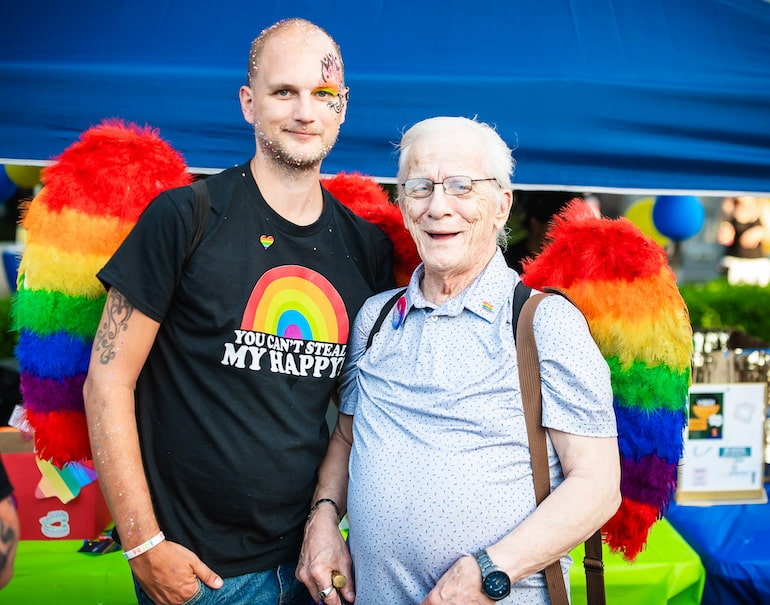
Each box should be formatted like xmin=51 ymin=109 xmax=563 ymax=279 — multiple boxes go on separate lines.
xmin=483 ymin=570 xmax=511 ymax=601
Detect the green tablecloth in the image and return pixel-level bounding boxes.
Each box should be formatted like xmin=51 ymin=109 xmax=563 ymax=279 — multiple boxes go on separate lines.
xmin=5 ymin=519 xmax=703 ymax=604
xmin=570 ymin=519 xmax=705 ymax=605
xmin=5 ymin=538 xmax=135 ymax=604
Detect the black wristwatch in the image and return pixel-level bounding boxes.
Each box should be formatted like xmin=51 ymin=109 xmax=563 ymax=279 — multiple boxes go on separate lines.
xmin=474 ymin=549 xmax=511 ymax=601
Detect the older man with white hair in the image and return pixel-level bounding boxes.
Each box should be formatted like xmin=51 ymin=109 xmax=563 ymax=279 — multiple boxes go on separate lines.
xmin=298 ymin=116 xmax=620 ymax=605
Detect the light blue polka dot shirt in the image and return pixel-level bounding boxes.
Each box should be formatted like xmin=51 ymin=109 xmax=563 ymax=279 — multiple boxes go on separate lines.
xmin=339 ymin=250 xmax=616 ymax=604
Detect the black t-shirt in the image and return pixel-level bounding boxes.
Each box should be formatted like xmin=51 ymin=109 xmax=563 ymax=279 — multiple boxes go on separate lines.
xmin=98 ymin=164 xmax=394 ymax=576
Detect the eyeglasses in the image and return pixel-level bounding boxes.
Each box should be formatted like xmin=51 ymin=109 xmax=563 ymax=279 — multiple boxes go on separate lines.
xmin=401 ymin=176 xmax=497 ymax=199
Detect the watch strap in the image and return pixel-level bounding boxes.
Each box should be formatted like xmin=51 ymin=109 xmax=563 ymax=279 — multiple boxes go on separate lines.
xmin=474 ymin=548 xmax=497 ymax=576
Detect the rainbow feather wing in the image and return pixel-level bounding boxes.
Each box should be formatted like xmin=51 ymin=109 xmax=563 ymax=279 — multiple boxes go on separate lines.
xmin=12 ymin=120 xmax=191 ymax=467
xmin=522 ymin=201 xmax=692 ymax=560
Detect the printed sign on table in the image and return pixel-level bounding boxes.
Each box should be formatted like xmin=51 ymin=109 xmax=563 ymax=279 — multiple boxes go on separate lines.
xmin=676 ymin=382 xmax=767 ymax=504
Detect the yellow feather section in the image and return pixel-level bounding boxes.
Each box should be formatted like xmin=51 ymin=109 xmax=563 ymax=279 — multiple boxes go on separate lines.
xmin=22 ymin=200 xmax=134 ymax=257
xmin=587 ymin=312 xmax=692 ymax=369
xmin=563 ymin=270 xmax=692 ymax=370
xmin=18 ymin=242 xmax=109 ymax=298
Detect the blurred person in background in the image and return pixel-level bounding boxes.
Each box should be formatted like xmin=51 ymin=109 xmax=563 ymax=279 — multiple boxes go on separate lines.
xmin=717 ymin=196 xmax=770 ymax=286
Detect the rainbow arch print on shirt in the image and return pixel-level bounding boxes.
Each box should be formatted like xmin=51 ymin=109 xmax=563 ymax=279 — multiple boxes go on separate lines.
xmin=242 ymin=266 xmax=349 ymax=344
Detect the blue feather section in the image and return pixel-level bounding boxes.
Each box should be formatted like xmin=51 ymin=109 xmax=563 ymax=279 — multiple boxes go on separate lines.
xmin=614 ymin=400 xmax=687 ymax=464
xmin=15 ymin=329 xmax=92 ymax=378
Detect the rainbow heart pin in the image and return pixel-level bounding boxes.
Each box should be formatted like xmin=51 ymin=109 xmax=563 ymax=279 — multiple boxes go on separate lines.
xmin=260 ymin=235 xmax=275 ymax=249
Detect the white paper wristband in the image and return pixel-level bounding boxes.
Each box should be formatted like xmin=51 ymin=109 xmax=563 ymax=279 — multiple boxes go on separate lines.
xmin=123 ymin=531 xmax=166 ymax=560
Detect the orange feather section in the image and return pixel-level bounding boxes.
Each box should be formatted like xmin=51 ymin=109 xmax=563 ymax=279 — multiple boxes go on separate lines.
xmin=562 ymin=272 xmax=692 ymax=369
xmin=559 ymin=270 xmax=681 ymax=325
xmin=22 ymin=201 xmax=132 ymax=258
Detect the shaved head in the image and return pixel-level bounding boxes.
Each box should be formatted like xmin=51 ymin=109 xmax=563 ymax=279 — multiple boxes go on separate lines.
xmin=247 ymin=18 xmax=344 ymax=88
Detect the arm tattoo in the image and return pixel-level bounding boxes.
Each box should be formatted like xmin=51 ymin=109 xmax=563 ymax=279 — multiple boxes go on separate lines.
xmin=94 ymin=290 xmax=134 ymax=365
xmin=0 ymin=518 xmax=16 ymax=572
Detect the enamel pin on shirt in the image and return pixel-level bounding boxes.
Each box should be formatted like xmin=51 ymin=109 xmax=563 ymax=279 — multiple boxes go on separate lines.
xmin=392 ymin=295 xmax=407 ymax=329
xmin=260 ymin=235 xmax=274 ymax=249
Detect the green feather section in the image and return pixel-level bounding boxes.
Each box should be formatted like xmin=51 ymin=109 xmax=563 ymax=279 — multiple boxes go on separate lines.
xmin=608 ymin=356 xmax=690 ymax=413
xmin=12 ymin=288 xmax=105 ymax=340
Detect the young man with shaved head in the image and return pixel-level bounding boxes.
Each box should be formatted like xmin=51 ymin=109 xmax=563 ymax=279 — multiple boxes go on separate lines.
xmin=84 ymin=19 xmax=393 ymax=605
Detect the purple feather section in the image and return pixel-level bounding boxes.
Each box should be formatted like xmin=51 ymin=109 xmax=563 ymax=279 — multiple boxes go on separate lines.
xmin=20 ymin=371 xmax=86 ymax=413
xmin=620 ymin=454 xmax=678 ymax=510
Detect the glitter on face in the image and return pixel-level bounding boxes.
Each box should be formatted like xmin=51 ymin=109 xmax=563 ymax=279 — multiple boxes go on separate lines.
xmin=255 ymin=121 xmax=336 ymax=171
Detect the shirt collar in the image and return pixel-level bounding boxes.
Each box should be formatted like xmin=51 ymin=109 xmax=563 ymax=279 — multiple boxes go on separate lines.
xmin=402 ymin=249 xmax=517 ymax=322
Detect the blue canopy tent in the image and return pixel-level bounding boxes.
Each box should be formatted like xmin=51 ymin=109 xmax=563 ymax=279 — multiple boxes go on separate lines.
xmin=0 ymin=0 xmax=768 ymax=194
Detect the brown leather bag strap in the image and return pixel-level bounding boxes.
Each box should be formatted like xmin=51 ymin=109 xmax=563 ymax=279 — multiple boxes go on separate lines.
xmin=516 ymin=291 xmax=605 ymax=605
xmin=517 ymin=293 xmax=570 ymax=605
xmin=516 ymin=293 xmax=553 ymax=506
xmin=584 ymin=531 xmax=606 ymax=605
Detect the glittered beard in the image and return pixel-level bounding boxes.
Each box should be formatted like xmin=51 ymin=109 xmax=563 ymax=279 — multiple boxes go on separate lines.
xmin=254 ymin=123 xmax=335 ymax=170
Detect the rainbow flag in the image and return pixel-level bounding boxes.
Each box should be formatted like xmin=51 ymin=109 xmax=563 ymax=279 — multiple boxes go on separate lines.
xmin=34 ymin=457 xmax=97 ymax=503
xmin=12 ymin=120 xmax=191 ymax=467
xmin=522 ymin=201 xmax=692 ymax=560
